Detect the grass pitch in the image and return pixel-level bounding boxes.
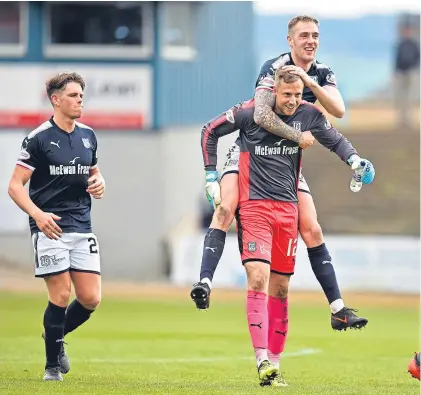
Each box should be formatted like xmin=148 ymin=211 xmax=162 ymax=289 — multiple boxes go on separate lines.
xmin=0 ymin=290 xmax=419 ymax=395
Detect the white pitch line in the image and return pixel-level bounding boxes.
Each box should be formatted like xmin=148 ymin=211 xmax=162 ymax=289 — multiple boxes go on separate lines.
xmin=0 ymin=348 xmax=321 ymax=364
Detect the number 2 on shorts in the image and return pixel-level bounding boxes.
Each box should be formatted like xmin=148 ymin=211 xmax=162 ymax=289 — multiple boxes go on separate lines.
xmin=88 ymin=237 xmax=98 ymax=254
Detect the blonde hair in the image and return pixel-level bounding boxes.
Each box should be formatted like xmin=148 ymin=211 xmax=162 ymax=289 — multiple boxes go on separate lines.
xmin=288 ymin=15 xmax=319 ymax=34
xmin=274 ymin=69 xmax=302 ymax=88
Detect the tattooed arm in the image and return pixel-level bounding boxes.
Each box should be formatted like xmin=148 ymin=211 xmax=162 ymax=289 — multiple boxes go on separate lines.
xmin=253 ymin=88 xmax=314 ymax=148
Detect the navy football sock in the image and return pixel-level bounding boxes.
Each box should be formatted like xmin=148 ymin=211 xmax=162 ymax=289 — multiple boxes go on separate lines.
xmin=308 ymin=243 xmax=342 ymax=304
xmin=200 ymin=228 xmax=226 ymax=282
xmin=64 ymin=299 xmax=94 ymax=336
xmin=43 ymin=301 xmax=66 ymax=369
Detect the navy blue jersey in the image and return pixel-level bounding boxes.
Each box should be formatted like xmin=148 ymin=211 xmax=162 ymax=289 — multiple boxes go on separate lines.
xmin=17 ymin=118 xmax=98 ymax=234
xmin=202 ymin=100 xmax=357 ymax=202
xmin=255 ymin=52 xmax=337 ymax=103
xmin=230 ymin=53 xmax=338 ymax=147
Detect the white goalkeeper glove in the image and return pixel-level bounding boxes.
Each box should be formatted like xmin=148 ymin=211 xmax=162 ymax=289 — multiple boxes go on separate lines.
xmin=205 ymin=170 xmax=221 ymax=210
xmin=347 ymin=154 xmax=376 ymax=192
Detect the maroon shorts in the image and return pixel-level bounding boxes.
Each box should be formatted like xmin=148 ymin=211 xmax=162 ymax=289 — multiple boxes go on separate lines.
xmin=236 ymin=200 xmax=299 ymax=275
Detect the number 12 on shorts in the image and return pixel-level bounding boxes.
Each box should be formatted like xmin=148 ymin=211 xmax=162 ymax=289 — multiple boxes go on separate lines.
xmin=286 ymin=238 xmax=297 ymax=257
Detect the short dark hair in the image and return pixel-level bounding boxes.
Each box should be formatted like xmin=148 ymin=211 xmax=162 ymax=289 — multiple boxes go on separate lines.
xmin=288 ymin=15 xmax=319 ymax=34
xmin=45 ymin=72 xmax=85 ymax=102
xmin=275 ymin=69 xmax=302 ymax=87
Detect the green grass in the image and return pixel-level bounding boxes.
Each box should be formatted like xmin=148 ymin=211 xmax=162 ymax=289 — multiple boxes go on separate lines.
xmin=0 ymin=291 xmax=419 ymax=394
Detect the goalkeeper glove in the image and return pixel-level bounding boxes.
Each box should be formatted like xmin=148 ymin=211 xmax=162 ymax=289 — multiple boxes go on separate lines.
xmin=205 ymin=170 xmax=221 ymax=210
xmin=347 ymin=154 xmax=375 ymax=192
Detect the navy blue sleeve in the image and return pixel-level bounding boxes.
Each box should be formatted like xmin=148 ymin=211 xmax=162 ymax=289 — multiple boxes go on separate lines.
xmin=255 ymin=59 xmax=276 ymax=91
xmin=90 ymin=132 xmax=98 ymax=168
xmin=320 ymin=67 xmax=338 ymax=88
xmin=17 ymin=135 xmax=42 ymax=171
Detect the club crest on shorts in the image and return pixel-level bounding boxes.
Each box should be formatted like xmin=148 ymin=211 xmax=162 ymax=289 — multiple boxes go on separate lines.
xmin=292 ymin=121 xmax=301 ymax=131
xmin=247 ymin=241 xmax=256 ymax=252
xmin=82 ymin=138 xmax=91 ymax=149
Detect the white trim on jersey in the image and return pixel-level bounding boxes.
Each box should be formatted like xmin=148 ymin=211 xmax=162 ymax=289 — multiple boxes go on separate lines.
xmin=315 ymin=62 xmax=329 ymax=70
xmin=75 ymin=121 xmax=94 ymax=131
xmin=27 ymin=121 xmax=53 ymax=139
xmin=256 ymin=76 xmax=275 ymax=91
xmin=90 ymin=164 xmax=98 ymax=170
xmin=255 ymin=86 xmax=274 ymax=91
xmin=271 ymin=53 xmax=291 ymax=70
xmin=17 ymin=160 xmax=35 ymax=171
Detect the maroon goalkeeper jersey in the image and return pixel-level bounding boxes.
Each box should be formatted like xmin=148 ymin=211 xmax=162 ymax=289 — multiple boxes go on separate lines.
xmin=201 ymin=99 xmax=358 ymax=202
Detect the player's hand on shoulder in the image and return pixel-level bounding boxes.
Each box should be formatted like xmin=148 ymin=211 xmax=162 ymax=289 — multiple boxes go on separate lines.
xmin=87 ymin=174 xmax=106 ymax=199
xmin=204 ymin=170 xmax=221 ymax=210
xmin=299 ymin=131 xmax=315 ymax=149
xmin=32 ymin=210 xmax=62 ymax=240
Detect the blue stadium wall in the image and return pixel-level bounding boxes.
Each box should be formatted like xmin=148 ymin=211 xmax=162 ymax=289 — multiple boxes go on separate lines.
xmin=155 ymin=2 xmax=256 ymax=127
xmin=0 ymin=1 xmax=256 ymax=130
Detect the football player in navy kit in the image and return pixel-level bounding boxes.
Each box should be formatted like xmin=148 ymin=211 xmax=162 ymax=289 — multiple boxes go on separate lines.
xmin=8 ymin=72 xmax=105 ymax=381
xmin=191 ymin=16 xmax=373 ymax=332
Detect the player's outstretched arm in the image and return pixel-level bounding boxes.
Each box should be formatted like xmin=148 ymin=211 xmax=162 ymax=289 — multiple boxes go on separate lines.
xmin=254 ymin=89 xmax=313 ymax=148
xmin=311 ymin=121 xmax=357 ymax=164
xmin=311 ymin=113 xmax=375 ymax=188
